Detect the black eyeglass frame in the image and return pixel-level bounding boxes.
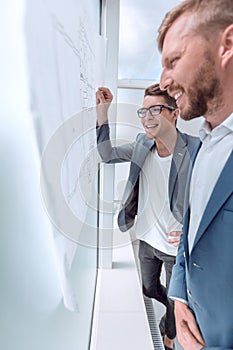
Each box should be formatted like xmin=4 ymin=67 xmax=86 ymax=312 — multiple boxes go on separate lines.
xmin=137 ymin=104 xmax=176 ymax=119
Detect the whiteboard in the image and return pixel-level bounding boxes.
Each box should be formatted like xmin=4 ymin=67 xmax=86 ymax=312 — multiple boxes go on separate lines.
xmin=25 ymin=0 xmax=105 ymax=331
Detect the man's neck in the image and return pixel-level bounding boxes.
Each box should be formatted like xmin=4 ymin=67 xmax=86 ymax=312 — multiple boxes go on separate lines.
xmin=155 ymin=128 xmax=178 ymax=157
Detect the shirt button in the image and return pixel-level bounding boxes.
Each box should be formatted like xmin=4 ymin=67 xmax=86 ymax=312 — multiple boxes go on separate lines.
xmin=187 ymin=289 xmax=192 ymax=297
xmin=206 ymin=146 xmax=213 ymax=153
xmin=193 ymin=262 xmax=200 ymax=268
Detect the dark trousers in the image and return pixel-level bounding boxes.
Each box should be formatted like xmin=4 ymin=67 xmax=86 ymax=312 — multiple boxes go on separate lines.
xmin=139 ymin=240 xmax=176 ymax=339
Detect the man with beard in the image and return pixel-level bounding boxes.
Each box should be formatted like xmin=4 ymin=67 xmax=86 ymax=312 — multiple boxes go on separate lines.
xmin=158 ymin=0 xmax=233 ymax=349
xmin=96 ymin=84 xmax=198 ymax=350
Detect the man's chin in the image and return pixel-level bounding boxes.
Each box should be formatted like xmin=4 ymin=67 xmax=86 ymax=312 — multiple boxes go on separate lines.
xmin=179 ymin=105 xmax=203 ymax=121
xmin=180 ymin=113 xmax=201 ymax=121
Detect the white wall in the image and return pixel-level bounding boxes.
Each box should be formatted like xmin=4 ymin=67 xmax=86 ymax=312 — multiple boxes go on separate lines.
xmin=0 ymin=1 xmax=97 ymax=349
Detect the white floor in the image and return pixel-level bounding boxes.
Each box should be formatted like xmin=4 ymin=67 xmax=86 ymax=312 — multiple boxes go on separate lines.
xmin=90 ymin=228 xmax=154 ymax=350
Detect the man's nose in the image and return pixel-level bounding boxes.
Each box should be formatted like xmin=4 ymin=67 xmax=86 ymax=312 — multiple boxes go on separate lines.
xmin=144 ymin=109 xmax=153 ymax=120
xmin=160 ymin=68 xmax=172 ymax=91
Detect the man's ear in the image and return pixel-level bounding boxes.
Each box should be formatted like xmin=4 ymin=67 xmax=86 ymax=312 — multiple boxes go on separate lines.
xmin=172 ymin=109 xmax=179 ymax=124
xmin=220 ymin=24 xmax=233 ymax=68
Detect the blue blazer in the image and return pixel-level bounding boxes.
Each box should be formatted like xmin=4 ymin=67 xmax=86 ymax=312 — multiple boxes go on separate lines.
xmin=97 ymin=122 xmax=199 ymax=231
xmin=169 ymin=143 xmax=233 ymax=349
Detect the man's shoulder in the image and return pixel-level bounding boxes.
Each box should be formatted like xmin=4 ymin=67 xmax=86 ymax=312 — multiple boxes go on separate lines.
xmin=178 ymin=130 xmax=200 ymax=147
xmin=136 ymin=132 xmax=147 ymax=141
xmin=136 ymin=133 xmax=154 ymax=149
xmin=136 ymin=132 xmax=153 ymax=142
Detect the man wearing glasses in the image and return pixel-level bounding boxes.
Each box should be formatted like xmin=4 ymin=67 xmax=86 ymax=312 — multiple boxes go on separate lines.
xmin=96 ymin=84 xmax=198 ymax=350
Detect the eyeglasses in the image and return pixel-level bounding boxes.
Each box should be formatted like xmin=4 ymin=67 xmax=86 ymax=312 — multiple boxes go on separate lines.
xmin=137 ymin=104 xmax=176 ymax=119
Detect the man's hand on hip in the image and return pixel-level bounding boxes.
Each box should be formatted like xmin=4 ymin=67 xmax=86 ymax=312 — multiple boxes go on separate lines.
xmin=167 ymin=231 xmax=182 ymax=247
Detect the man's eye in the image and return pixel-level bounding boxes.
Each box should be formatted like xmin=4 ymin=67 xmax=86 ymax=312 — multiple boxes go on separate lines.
xmin=150 ymin=107 xmax=160 ymax=113
xmin=169 ymin=57 xmax=179 ymax=68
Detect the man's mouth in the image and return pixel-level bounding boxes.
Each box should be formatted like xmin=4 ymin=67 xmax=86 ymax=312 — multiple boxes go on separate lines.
xmin=174 ymin=91 xmax=182 ymax=101
xmin=145 ymin=124 xmax=159 ymax=128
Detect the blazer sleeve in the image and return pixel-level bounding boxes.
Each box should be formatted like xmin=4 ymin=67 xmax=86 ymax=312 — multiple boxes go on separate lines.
xmin=168 ymin=233 xmax=188 ymax=302
xmin=96 ymin=122 xmax=135 ymax=163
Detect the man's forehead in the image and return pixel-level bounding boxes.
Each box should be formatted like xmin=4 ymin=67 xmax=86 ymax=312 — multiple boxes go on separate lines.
xmin=162 ymin=12 xmax=194 ymax=52
xmin=143 ymin=95 xmax=166 ymax=106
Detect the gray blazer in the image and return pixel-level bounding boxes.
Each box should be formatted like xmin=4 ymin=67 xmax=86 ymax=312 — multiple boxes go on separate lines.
xmin=97 ymin=122 xmax=199 ymax=231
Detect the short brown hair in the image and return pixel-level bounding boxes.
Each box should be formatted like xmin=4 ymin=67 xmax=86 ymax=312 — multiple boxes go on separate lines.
xmin=144 ymin=83 xmax=178 ymax=109
xmin=157 ymin=0 xmax=233 ymax=51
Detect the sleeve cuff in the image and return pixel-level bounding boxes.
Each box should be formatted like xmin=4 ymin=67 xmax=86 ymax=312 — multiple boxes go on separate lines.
xmin=169 ymin=296 xmax=188 ymax=305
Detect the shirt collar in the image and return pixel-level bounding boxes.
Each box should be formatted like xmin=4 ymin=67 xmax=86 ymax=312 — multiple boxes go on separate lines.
xmin=199 ymin=112 xmax=233 ymax=142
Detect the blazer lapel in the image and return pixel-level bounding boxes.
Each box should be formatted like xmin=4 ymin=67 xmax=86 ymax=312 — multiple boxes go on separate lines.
xmin=169 ymin=131 xmax=188 ymax=199
xmin=192 ymin=150 xmax=233 ymax=250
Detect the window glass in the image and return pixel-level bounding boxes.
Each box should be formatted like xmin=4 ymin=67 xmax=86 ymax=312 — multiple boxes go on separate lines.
xmin=119 ymin=0 xmax=182 ymax=80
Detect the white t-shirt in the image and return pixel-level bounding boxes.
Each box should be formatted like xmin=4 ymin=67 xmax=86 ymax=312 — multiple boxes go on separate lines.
xmin=135 ymin=148 xmax=182 ymax=256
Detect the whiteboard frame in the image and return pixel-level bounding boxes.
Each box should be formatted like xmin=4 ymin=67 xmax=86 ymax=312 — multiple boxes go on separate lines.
xmin=98 ymin=0 xmax=120 ymax=269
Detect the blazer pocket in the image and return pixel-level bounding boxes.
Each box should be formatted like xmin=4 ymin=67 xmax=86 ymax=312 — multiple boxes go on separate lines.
xmin=222 ymin=209 xmax=233 ymax=225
